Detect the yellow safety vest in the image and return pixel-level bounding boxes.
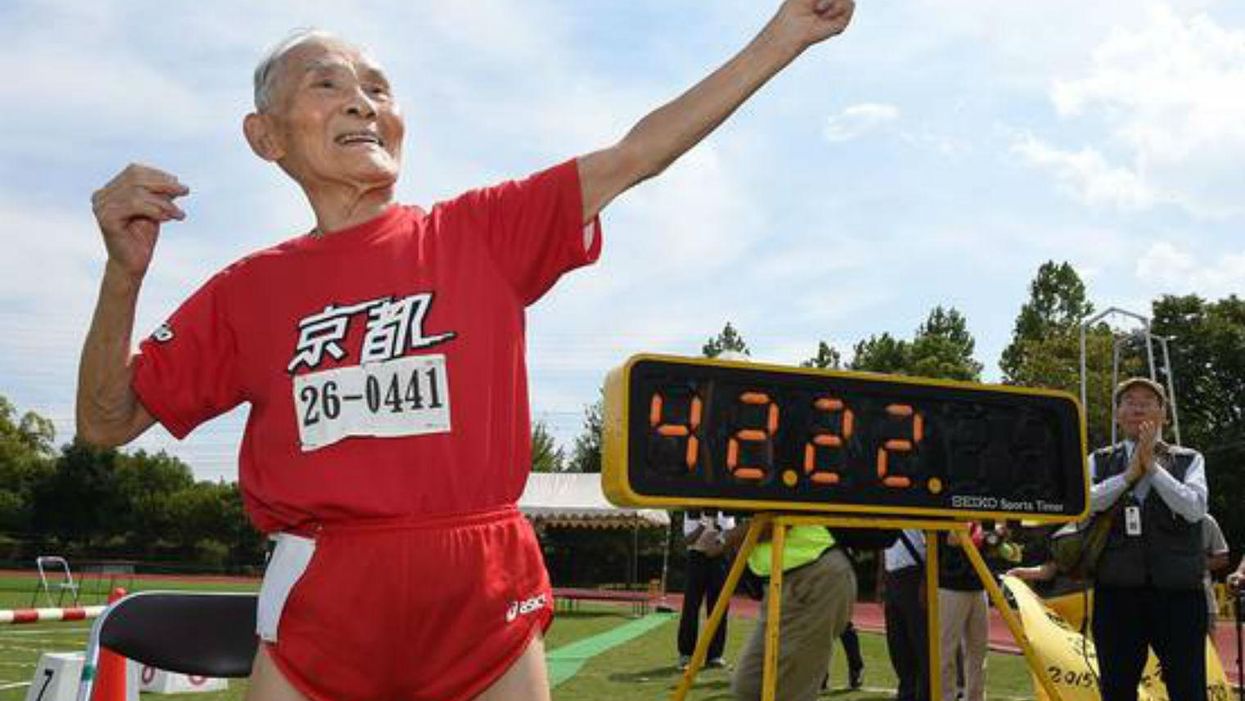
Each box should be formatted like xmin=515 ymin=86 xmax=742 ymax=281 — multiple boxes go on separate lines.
xmin=748 ymin=525 xmax=834 ymax=577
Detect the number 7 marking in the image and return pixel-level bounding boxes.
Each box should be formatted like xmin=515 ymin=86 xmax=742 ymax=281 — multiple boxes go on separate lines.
xmin=34 ymin=668 xmax=53 ymax=701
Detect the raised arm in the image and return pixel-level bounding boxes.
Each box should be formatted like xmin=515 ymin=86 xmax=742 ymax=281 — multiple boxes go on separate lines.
xmin=77 ymin=164 xmax=188 ymax=447
xmin=577 ymin=0 xmax=855 ymax=221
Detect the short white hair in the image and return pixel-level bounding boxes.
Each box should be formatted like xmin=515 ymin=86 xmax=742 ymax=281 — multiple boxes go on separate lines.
xmin=252 ymin=28 xmax=341 ymax=112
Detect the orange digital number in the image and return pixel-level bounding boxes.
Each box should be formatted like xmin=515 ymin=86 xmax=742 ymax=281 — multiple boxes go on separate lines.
xmin=649 ymin=391 xmax=703 ymax=471
xmin=804 ymin=396 xmax=853 ymax=485
xmin=876 ymin=403 xmax=924 ymax=488
xmin=727 ymin=391 xmax=778 ymax=482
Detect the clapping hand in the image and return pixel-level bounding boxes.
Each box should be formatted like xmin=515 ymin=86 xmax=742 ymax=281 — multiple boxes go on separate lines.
xmin=1125 ymin=420 xmax=1160 ymax=483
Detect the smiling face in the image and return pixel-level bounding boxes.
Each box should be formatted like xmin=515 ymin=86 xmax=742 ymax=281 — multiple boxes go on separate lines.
xmin=245 ymin=36 xmax=404 ymax=195
xmin=1115 ymin=384 xmax=1166 ymax=442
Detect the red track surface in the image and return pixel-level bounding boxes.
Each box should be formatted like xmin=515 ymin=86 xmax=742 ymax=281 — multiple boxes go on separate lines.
xmin=660 ymin=594 xmax=1245 ymax=685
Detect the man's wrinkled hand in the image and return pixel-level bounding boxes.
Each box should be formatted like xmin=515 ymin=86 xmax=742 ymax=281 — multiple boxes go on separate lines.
xmin=91 ymin=163 xmax=189 ymax=280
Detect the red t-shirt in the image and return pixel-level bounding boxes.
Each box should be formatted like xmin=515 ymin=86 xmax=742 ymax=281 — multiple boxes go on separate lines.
xmin=132 ymin=160 xmax=601 ymax=533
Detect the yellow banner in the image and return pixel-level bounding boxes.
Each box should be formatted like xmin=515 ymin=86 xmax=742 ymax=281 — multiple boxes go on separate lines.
xmin=1001 ymin=576 xmax=1232 ymax=701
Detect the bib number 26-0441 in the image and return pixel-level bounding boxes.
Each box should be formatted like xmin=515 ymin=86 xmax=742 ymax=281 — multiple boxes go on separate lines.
xmin=294 ymin=354 xmax=451 ymax=451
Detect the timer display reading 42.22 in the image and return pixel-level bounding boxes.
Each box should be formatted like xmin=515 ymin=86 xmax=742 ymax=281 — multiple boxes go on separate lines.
xmin=601 ymin=355 xmax=1088 ymax=522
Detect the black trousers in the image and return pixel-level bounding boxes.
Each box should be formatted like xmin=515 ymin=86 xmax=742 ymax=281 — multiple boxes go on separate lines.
xmin=678 ymin=550 xmax=729 ymax=658
xmin=840 ymin=620 xmax=864 ymax=674
xmin=1092 ymin=586 xmax=1208 ymax=701
xmin=884 ymin=566 xmax=929 ymax=701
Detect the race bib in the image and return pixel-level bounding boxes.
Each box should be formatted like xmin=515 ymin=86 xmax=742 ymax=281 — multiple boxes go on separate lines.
xmin=293 ymin=354 xmax=451 ymax=451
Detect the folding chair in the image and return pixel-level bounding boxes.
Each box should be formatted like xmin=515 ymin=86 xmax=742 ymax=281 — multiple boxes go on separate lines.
xmin=33 ymin=556 xmax=80 ymax=607
xmin=75 ymin=591 xmax=259 ymax=701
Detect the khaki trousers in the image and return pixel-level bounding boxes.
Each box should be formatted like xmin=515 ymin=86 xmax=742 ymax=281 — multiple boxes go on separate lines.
xmin=732 ymin=549 xmax=856 ymax=701
xmin=937 ymin=588 xmax=988 ymax=701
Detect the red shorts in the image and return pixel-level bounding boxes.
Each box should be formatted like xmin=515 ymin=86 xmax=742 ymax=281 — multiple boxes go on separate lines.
xmin=259 ymin=506 xmax=553 ymax=701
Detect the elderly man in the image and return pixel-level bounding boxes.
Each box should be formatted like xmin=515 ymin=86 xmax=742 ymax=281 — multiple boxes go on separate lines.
xmin=1089 ymin=378 xmax=1209 ymax=701
xmin=76 ymin=2 xmax=855 ymax=700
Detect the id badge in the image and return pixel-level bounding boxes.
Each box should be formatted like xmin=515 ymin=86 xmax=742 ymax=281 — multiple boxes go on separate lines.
xmin=1124 ymin=505 xmax=1142 ymax=536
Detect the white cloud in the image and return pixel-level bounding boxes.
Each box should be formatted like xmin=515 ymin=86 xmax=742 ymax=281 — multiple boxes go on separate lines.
xmin=4 ymin=0 xmax=1243 ymax=475
xmin=1027 ymin=5 xmax=1245 ymax=218
xmin=1011 ymin=133 xmax=1158 ymax=210
xmin=1135 ymin=241 xmax=1245 ymax=297
xmin=899 ymin=129 xmax=969 ymax=157
xmin=823 ymin=103 xmax=900 ymax=143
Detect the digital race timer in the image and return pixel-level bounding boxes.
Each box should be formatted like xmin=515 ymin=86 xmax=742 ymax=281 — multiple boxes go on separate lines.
xmin=601 ymin=355 xmax=1088 ymax=522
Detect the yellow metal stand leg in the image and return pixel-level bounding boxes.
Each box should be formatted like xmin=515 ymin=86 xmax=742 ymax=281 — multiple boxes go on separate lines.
xmin=671 ymin=514 xmax=771 ymax=701
xmin=926 ymin=528 xmax=943 ymax=701
xmin=959 ymin=535 xmax=1065 ymax=701
xmin=665 ymin=514 xmax=1051 ymax=701
xmin=762 ymin=520 xmax=787 ymax=701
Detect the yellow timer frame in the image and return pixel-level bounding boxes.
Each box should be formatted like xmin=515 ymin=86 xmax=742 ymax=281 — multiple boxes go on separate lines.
xmin=602 ymin=354 xmax=1089 ymax=524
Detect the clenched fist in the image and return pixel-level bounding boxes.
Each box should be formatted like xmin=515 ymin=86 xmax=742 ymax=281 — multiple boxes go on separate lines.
xmin=770 ymin=0 xmax=856 ymax=51
xmin=91 ymin=164 xmax=189 ymax=279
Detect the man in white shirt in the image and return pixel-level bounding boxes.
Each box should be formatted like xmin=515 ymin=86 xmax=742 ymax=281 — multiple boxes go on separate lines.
xmin=1089 ymin=377 xmax=1209 ymax=701
xmin=883 ymin=529 xmax=928 ymax=701
xmin=677 ymin=510 xmax=737 ymax=669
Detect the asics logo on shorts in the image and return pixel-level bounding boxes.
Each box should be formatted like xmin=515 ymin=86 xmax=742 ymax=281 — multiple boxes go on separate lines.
xmin=506 ymin=593 xmax=548 ymax=622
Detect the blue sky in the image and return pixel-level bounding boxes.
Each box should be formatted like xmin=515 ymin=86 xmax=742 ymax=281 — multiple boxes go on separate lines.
xmin=1 ymin=1 xmax=1242 ymax=480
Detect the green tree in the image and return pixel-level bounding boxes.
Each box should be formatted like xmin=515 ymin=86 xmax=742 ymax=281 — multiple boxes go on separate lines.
xmin=1151 ymin=294 xmax=1245 ymax=551
xmin=1000 ymin=261 xmax=1094 ymax=380
xmin=1152 ymin=295 xmax=1245 ymax=443
xmin=801 ymin=341 xmax=843 ymax=369
xmin=31 ymin=440 xmax=127 ymax=549
xmin=531 ymin=421 xmax=564 ymax=473
xmin=849 ymin=307 xmax=982 ymax=381
xmin=999 ymin=262 xmax=1119 ymax=446
xmin=0 ymin=396 xmax=57 ymax=532
xmin=219 ymin=482 xmax=267 ymax=569
xmin=702 ymin=322 xmax=750 ymax=358
xmin=113 ymin=450 xmax=195 ymax=554
xmin=1006 ymin=328 xmax=1119 ymax=448
xmin=166 ymin=481 xmax=242 ymax=568
xmin=849 ymin=333 xmax=910 ymax=373
xmin=567 ymin=392 xmax=604 ymax=474
xmin=908 ymin=306 xmax=983 ymax=381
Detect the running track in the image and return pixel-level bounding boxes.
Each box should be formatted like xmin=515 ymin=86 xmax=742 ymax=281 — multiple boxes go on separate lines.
xmin=661 ymin=594 xmax=1245 ymax=686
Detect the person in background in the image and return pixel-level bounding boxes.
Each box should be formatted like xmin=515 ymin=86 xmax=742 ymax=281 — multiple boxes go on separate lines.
xmin=1004 ymin=557 xmax=1056 ymax=584
xmin=1003 ymin=522 xmax=1057 ymax=587
xmin=1202 ymin=513 xmax=1230 ymax=634
xmin=822 ymin=621 xmax=865 ymax=691
xmin=883 ymin=529 xmax=928 ymax=701
xmin=1226 ymin=550 xmax=1245 ymax=593
xmin=677 ymin=509 xmax=736 ymax=670
xmin=937 ymin=523 xmax=988 ymax=701
xmin=1089 ymin=377 xmax=1208 ymax=701
xmin=725 ymin=523 xmax=856 ymax=701
xmin=838 ymin=621 xmax=865 ymax=690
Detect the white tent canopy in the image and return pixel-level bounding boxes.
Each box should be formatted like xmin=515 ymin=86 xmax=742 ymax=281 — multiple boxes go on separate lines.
xmin=518 ymin=473 xmax=670 ymax=529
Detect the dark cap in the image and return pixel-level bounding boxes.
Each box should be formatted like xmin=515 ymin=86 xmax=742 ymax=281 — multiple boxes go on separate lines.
xmin=1113 ymin=377 xmax=1167 ymax=406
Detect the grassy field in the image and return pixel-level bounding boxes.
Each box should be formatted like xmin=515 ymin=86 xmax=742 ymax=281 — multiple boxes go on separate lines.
xmin=1 ymin=574 xmax=260 ymax=610
xmin=0 ymin=574 xmax=1039 ymax=701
